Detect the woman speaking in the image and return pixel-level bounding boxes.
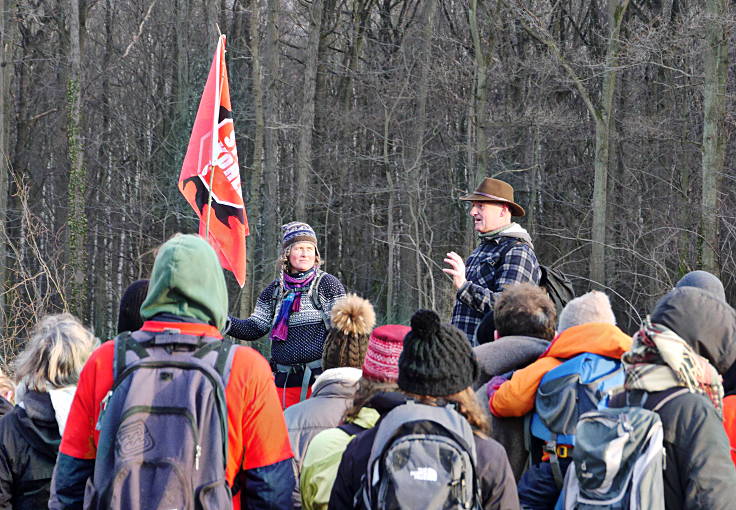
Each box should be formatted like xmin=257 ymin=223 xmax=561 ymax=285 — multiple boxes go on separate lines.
xmin=228 ymin=222 xmax=345 ymax=408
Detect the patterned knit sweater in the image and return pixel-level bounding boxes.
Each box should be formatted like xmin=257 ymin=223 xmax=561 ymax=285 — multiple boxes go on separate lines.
xmin=228 ymin=271 xmax=346 ymax=365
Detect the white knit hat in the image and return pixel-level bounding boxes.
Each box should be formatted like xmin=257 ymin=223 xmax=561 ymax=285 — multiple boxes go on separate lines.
xmin=557 ymin=291 xmax=616 ymax=333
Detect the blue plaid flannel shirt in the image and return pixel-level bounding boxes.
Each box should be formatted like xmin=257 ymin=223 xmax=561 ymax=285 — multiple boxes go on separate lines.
xmin=451 ymin=236 xmax=541 ymax=345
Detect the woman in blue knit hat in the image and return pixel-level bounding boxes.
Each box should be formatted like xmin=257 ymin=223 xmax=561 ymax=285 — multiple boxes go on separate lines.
xmin=228 ymin=222 xmax=346 ymax=408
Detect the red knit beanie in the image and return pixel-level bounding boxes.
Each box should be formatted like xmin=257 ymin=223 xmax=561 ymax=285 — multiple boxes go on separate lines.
xmin=361 ymin=324 xmax=410 ymax=383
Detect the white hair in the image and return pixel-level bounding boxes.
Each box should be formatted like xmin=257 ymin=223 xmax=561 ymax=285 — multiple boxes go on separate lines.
xmin=557 ymin=291 xmax=616 ymax=333
xmin=14 ymin=313 xmax=97 ymax=391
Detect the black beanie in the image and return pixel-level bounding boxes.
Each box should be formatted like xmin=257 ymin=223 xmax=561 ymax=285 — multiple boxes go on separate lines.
xmin=117 ymin=279 xmax=150 ymax=334
xmin=398 ymin=309 xmax=479 ymax=397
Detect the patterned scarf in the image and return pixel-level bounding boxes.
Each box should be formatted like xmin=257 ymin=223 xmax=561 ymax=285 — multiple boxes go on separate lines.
xmin=623 ymin=316 xmax=724 ymax=415
xmin=271 ymin=269 xmax=317 ymax=342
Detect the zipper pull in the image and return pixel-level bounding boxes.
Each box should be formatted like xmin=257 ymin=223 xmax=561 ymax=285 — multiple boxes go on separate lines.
xmin=195 ymin=444 xmax=201 ymax=470
xmin=95 ymin=390 xmax=113 ymax=431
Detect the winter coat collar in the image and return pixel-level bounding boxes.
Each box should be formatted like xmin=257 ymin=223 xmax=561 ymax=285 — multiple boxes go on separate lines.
xmin=479 ymin=222 xmax=534 ymax=248
xmin=16 ymin=390 xmax=61 ymax=459
xmin=366 ymin=391 xmax=408 ymax=416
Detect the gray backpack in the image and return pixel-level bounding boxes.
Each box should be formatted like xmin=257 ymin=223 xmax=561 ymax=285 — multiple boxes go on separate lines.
xmin=557 ymin=388 xmax=687 ymax=510
xmin=84 ymin=329 xmax=236 ymax=510
xmin=360 ymin=401 xmax=481 ymax=510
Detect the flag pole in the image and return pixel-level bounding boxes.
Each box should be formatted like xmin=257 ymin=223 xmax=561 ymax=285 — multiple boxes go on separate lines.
xmin=205 ymin=34 xmax=224 ymax=241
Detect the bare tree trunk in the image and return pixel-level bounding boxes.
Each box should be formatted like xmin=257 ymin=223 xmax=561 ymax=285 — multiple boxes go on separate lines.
xmin=384 ymin=110 xmax=395 ymax=323
xmin=507 ymin=0 xmax=629 ymax=289
xmin=590 ymin=0 xmax=629 ymax=288
xmin=261 ymin=0 xmax=281 ymax=273
xmin=295 ymin=0 xmax=324 ymax=218
xmin=243 ymin=0 xmax=263 ymax=319
xmin=468 ymin=0 xmax=494 ymax=182
xmin=407 ymin=0 xmax=436 ymax=310
xmin=700 ymin=0 xmax=728 ymax=274
xmin=67 ymin=0 xmax=88 ymax=317
xmin=0 ymin=0 xmax=12 ymax=333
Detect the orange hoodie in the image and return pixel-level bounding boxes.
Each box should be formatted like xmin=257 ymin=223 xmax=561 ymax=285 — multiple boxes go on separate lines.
xmin=489 ymin=322 xmax=632 ymax=417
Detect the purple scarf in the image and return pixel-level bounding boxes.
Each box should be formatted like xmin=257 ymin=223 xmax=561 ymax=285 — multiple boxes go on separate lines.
xmin=271 ymin=270 xmax=317 ymax=342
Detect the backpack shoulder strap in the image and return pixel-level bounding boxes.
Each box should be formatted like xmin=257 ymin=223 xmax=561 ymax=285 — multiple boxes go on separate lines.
xmin=649 ymin=388 xmax=690 ymax=412
xmin=309 ymin=271 xmax=330 ymax=329
xmin=113 ymin=331 xmax=148 ymax=383
xmin=338 ymin=421 xmax=367 ymax=436
xmin=493 ymin=238 xmax=527 ymax=268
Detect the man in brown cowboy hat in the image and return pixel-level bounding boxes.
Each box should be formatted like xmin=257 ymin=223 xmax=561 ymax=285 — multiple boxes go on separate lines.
xmin=443 ymin=178 xmax=541 ymax=345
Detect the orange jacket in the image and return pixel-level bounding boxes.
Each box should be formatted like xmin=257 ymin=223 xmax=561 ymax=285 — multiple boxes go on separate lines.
xmin=490 ymin=322 xmax=632 ymax=417
xmin=60 ymin=321 xmax=293 ymax=509
xmin=723 ymin=395 xmax=736 ymax=466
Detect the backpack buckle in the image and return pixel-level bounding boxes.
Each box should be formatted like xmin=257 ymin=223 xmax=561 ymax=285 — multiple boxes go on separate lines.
xmin=556 ymin=445 xmax=571 ymax=458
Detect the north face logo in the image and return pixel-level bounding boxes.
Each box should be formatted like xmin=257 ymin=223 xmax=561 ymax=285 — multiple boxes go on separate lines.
xmin=410 ymin=467 xmax=438 ymax=482
xmin=116 ymin=420 xmax=155 ymax=457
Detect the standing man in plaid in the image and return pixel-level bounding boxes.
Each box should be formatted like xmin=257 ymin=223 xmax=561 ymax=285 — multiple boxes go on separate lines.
xmin=444 ymin=178 xmax=542 ymax=346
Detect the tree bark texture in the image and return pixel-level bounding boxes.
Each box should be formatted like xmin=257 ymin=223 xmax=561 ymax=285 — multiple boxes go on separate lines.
xmin=700 ymin=0 xmax=728 ymax=274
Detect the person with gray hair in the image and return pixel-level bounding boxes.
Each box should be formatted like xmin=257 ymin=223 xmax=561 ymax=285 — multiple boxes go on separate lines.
xmin=487 ymin=291 xmax=632 ymax=509
xmin=0 ymin=313 xmax=96 ymax=509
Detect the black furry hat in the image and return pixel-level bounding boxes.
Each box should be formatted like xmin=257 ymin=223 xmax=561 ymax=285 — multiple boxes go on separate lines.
xmin=398 ymin=309 xmax=479 ymax=397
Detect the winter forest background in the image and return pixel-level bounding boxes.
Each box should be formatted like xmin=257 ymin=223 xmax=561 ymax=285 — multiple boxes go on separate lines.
xmin=0 ymin=0 xmax=732 ymax=360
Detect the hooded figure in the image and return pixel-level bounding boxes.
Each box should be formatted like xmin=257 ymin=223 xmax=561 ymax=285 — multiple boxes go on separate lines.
xmin=612 ymin=286 xmax=736 ymax=510
xmin=49 ymin=234 xmax=295 ymax=510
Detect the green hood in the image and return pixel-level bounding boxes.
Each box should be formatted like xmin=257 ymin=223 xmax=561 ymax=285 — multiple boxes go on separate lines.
xmin=140 ymin=234 xmax=228 ymax=331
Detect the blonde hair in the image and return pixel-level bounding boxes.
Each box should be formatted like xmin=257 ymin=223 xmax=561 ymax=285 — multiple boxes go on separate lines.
xmin=14 ymin=313 xmax=97 ymax=391
xmin=0 ymin=370 xmax=14 ymax=402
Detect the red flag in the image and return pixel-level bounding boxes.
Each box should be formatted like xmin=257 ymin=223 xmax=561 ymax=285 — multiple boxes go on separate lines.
xmin=179 ymin=35 xmax=248 ymax=286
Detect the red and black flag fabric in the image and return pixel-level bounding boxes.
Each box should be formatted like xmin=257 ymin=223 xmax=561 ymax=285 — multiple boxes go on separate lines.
xmin=179 ymin=35 xmax=248 ymax=286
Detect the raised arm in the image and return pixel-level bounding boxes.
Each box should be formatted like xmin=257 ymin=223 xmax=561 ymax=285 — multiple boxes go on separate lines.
xmin=227 ymin=281 xmax=278 ymax=341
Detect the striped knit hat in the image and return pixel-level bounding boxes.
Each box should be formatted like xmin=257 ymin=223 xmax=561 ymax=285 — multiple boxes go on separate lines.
xmin=362 ymin=324 xmax=410 ymax=383
xmin=281 ymin=221 xmax=318 ymax=251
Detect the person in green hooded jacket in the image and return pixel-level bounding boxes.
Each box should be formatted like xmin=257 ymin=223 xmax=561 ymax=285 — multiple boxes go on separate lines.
xmin=49 ymin=234 xmax=295 ymax=510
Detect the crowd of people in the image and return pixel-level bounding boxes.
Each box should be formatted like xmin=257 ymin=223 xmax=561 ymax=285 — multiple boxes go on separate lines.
xmin=0 ymin=177 xmax=734 ymax=509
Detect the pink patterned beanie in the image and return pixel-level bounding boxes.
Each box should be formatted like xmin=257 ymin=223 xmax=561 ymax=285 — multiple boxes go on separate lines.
xmin=362 ymin=324 xmax=410 ymax=383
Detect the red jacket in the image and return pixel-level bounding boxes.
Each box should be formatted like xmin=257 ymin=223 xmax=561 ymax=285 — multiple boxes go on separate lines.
xmin=59 ymin=320 xmax=293 ymax=508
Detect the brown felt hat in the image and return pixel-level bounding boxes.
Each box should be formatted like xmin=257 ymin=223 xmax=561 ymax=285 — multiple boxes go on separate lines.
xmin=459 ymin=178 xmax=525 ymax=217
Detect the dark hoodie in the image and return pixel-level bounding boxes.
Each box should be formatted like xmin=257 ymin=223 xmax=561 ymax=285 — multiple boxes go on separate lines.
xmin=616 ymin=287 xmax=736 ymax=510
xmin=0 ymin=391 xmax=61 ymax=509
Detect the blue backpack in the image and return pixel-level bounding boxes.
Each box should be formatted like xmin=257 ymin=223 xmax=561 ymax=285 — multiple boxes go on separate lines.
xmin=529 ymin=353 xmax=625 ymax=487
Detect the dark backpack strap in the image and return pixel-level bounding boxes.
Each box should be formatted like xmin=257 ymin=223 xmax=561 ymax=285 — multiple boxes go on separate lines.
xmin=214 ymin=338 xmax=235 ymax=377
xmin=113 ymin=332 xmax=142 ymax=382
xmin=492 ymin=238 xmax=526 ymax=268
xmin=647 ymin=387 xmax=690 ymax=412
xmin=338 ymin=421 xmax=367 ymax=436
xmin=309 ymin=271 xmax=330 ymax=330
